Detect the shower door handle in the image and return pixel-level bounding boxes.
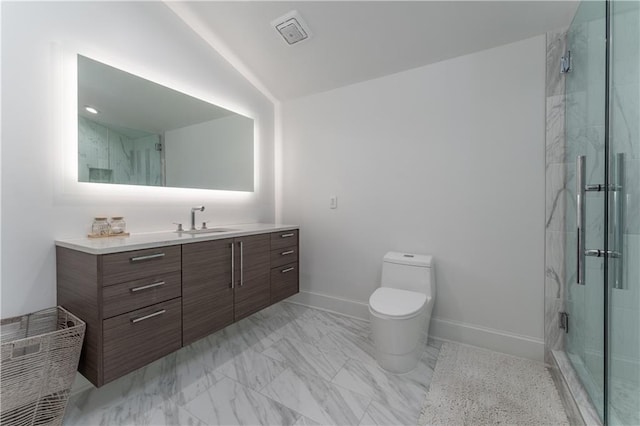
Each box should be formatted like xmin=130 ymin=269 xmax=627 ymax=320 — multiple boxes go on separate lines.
xmin=577 ymin=155 xmax=586 ymax=285
xmin=576 ymin=154 xmax=625 ymax=287
xmin=613 ymin=153 xmax=625 ymax=289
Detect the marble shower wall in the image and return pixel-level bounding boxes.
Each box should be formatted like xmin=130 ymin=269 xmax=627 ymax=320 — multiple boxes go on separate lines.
xmin=544 ymin=27 xmax=596 ymax=426
xmin=78 ymin=116 xmax=163 ymax=186
xmin=545 ymin=28 xmax=569 ymax=363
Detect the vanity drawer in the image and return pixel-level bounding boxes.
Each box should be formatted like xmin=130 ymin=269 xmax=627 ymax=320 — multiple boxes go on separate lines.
xmin=270 ymin=245 xmax=299 ymax=269
xmin=103 ymin=298 xmax=182 ymax=384
xmin=271 ymin=262 xmax=299 ymax=304
xmin=102 ymin=271 xmax=182 ymax=319
xmin=271 ymin=230 xmax=299 ymax=250
xmin=102 ymin=246 xmax=181 ymax=286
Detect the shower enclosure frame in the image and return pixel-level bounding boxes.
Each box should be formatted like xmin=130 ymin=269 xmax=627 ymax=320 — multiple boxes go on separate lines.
xmin=545 ymin=0 xmax=639 ymax=425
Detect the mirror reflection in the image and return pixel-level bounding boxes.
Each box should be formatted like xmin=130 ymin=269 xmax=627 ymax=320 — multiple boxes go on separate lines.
xmin=77 ymin=55 xmax=254 ymax=191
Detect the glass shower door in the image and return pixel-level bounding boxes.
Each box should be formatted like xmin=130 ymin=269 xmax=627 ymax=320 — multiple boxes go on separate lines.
xmin=565 ymin=0 xmax=607 ymax=420
xmin=607 ymin=1 xmax=639 ymax=424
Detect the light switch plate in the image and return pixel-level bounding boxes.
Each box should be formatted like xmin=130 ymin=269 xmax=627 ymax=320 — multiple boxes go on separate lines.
xmin=330 ymin=196 xmax=338 ymax=209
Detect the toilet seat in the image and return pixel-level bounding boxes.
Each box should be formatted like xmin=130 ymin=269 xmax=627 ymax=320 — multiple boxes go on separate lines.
xmin=369 ymin=287 xmax=427 ymax=320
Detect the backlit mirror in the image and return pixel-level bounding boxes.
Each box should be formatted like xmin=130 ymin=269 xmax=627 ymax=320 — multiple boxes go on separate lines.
xmin=77 ymin=55 xmax=254 ymax=191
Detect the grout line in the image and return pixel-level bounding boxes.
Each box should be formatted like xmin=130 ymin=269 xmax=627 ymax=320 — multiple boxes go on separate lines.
xmin=176 ymin=401 xmax=210 ymax=425
xmin=250 ymin=367 xmax=314 ymax=424
xmin=357 ymin=399 xmax=374 ymax=426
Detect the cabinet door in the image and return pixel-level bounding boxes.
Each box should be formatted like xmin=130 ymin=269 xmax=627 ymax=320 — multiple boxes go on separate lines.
xmin=182 ymin=239 xmax=234 ymax=346
xmin=234 ymin=234 xmax=271 ymax=320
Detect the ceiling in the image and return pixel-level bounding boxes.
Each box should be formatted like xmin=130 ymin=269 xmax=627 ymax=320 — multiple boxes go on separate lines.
xmin=178 ymin=1 xmax=578 ymax=101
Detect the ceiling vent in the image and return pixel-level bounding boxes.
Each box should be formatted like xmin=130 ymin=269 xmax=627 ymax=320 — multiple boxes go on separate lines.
xmin=271 ymin=10 xmax=312 ymax=46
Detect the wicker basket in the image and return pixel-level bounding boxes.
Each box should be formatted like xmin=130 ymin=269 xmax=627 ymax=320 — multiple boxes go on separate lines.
xmin=1 ymin=306 xmax=86 ymax=426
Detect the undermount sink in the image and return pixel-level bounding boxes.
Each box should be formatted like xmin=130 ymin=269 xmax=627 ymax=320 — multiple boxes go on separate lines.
xmin=178 ymin=227 xmax=236 ymax=235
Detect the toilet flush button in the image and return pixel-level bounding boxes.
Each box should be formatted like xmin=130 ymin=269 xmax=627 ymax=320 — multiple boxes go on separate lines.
xmin=404 ymin=254 xmax=414 ymax=258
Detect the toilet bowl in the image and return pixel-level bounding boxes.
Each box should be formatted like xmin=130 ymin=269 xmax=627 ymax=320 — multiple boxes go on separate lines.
xmin=368 ymin=252 xmax=435 ymax=373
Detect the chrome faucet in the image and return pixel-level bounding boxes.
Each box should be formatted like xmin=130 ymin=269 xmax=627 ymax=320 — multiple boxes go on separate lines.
xmin=190 ymin=206 xmax=205 ymax=231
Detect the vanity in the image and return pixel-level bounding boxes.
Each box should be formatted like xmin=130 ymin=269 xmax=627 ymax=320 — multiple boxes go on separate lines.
xmin=55 ymin=224 xmax=299 ymax=387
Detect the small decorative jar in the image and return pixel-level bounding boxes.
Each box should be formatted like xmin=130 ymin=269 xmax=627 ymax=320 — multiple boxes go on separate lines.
xmin=91 ymin=217 xmax=110 ymax=236
xmin=109 ymin=217 xmax=126 ymax=234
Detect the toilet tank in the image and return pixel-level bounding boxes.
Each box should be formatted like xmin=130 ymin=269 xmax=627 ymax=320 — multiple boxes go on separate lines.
xmin=381 ymin=252 xmax=435 ymax=296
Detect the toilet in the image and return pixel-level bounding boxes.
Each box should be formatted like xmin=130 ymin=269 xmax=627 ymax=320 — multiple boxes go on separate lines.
xmin=368 ymin=252 xmax=435 ymax=373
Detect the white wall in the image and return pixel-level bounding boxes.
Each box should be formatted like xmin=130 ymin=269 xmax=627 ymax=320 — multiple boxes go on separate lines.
xmin=1 ymin=2 xmax=275 ymax=317
xmin=282 ymin=36 xmax=546 ymax=360
xmin=165 ymin=114 xmax=253 ymax=191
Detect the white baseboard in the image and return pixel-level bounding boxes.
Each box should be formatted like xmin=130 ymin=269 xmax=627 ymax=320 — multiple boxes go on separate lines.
xmin=430 ymin=317 xmax=544 ymax=362
xmin=287 ymin=290 xmax=370 ymax=320
xmin=289 ymin=290 xmax=544 ymax=362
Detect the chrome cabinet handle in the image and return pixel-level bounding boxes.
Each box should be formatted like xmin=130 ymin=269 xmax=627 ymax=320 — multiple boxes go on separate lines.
xmin=231 ymin=242 xmax=235 ymax=289
xmin=130 ymin=253 xmax=165 ymax=263
xmin=130 ymin=281 xmax=165 ymax=292
xmin=281 ymin=267 xmax=295 ymax=273
xmin=240 ymin=241 xmax=244 ymax=286
xmin=131 ymin=309 xmax=166 ymax=324
xmin=280 ymin=233 xmax=295 ymax=238
xmin=576 ymin=155 xmax=586 ymax=285
xmin=281 ymin=250 xmax=295 ymax=256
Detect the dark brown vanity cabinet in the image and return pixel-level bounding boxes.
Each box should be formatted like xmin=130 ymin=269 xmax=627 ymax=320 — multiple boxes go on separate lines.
xmin=56 ymin=245 xmax=183 ymax=387
xmin=56 ymin=227 xmax=298 ymax=387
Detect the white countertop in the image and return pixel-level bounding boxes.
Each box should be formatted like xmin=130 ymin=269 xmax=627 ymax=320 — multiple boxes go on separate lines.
xmin=55 ymin=223 xmax=299 ymax=255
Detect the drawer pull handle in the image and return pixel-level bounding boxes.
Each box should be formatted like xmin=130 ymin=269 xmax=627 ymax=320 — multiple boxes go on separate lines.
xmin=281 ymin=267 xmax=295 ymax=273
xmin=130 ymin=309 xmax=166 ymax=324
xmin=280 ymin=233 xmax=295 ymax=238
xmin=281 ymin=250 xmax=295 ymax=256
xmin=130 ymin=281 xmax=165 ymax=293
xmin=130 ymin=253 xmax=165 ymax=263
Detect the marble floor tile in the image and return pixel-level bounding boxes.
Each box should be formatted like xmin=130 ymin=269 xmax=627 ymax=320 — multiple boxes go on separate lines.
xmin=196 ymin=320 xmax=282 ymax=371
xmin=280 ymin=301 xmax=318 ymax=319
xmin=172 ymin=364 xmax=225 ymax=407
xmin=64 ymin=302 xmax=441 ymax=426
xmin=180 ymin=376 xmax=300 ymax=426
xmin=305 ymin=309 xmax=371 ymax=340
xmin=66 ymin=355 xmax=168 ymax=416
xmin=244 ymin=303 xmax=297 ymax=334
xmin=359 ymin=412 xmax=376 ymax=426
xmin=423 ymin=343 xmax=440 ymax=369
xmin=359 ymin=399 xmax=418 ymax=426
xmin=293 ymin=415 xmax=323 ymax=425
xmin=65 ymin=397 xmax=204 ymax=426
xmin=316 ymin=326 xmax=379 ymax=366
xmin=274 ymin=314 xmax=330 ymax=345
xmin=262 ymin=336 xmax=349 ymax=381
xmin=261 ymin=367 xmax=371 ymax=425
xmin=151 ymin=342 xmax=226 ymax=405
xmin=65 ymin=348 xmax=227 ymax=425
xmin=215 ymin=347 xmax=288 ymax=391
xmin=331 ymin=350 xmax=434 ymax=416
xmin=231 ymin=315 xmax=286 ymax=350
